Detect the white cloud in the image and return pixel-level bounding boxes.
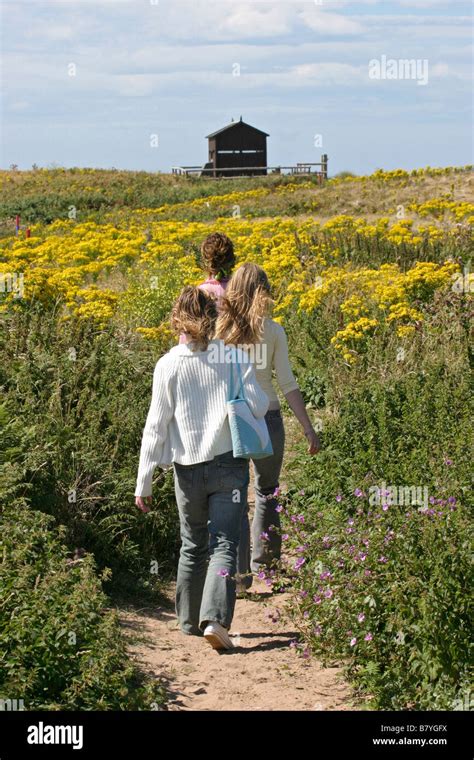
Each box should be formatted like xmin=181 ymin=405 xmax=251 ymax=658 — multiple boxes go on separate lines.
xmin=290 ymin=62 xmax=364 ymax=85
xmin=3 ymin=0 xmax=133 ymax=4
xmin=217 ymin=6 xmax=293 ymax=38
xmin=299 ymin=8 xmax=365 ymax=35
xmin=2 ymin=0 xmax=471 ymax=173
xmin=141 ymin=1 xmax=294 ymax=41
xmin=22 ymin=23 xmax=75 ymax=41
xmin=8 ymin=101 xmax=30 ymax=112
xmin=107 ymin=63 xmax=368 ymax=95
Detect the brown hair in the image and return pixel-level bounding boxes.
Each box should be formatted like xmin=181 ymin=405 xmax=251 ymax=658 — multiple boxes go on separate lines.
xmin=170 ymin=286 xmax=217 ymax=350
xmin=201 ymin=232 xmax=236 ymax=279
xmin=215 ymin=263 xmax=273 ymax=346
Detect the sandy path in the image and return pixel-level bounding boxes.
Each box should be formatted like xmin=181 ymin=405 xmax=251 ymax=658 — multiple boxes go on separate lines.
xmin=120 ymin=417 xmax=356 ymax=711
xmin=119 ymin=579 xmax=356 ymax=711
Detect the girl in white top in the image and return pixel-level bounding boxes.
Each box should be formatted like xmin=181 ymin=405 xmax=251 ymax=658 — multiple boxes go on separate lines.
xmin=135 ymin=286 xmax=268 ymax=649
xmin=215 ymin=263 xmax=320 ymax=588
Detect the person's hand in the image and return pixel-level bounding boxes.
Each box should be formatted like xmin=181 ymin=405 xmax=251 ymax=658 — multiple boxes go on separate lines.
xmin=135 ymin=495 xmax=152 ymax=513
xmin=304 ymin=428 xmax=321 ymax=455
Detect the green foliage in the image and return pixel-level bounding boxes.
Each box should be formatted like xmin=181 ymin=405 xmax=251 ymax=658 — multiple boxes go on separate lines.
xmin=1 ymin=166 xmax=470 ymax=230
xmin=333 ymin=171 xmax=358 ymax=180
xmin=280 ymin=487 xmax=472 ymax=710
xmin=1 ymin=165 xmax=471 ymax=713
xmin=0 ymin=309 xmax=180 ymax=592
xmin=117 ymin=260 xmax=193 ymax=330
xmin=0 ymin=168 xmax=314 ymax=226
xmin=278 ymin=320 xmax=473 ymax=709
xmin=0 ymin=420 xmax=167 ymax=711
xmin=296 ymin=370 xmax=327 ymax=409
xmin=0 ymin=501 xmax=167 ymax=710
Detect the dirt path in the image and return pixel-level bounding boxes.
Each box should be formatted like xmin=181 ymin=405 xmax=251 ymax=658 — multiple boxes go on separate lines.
xmin=120 ymin=416 xmax=356 ymax=711
xmin=119 ymin=580 xmax=356 ymax=711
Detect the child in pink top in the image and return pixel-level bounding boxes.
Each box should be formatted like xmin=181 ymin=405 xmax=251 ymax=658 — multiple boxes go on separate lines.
xmin=179 ymin=232 xmax=235 ymax=343
xmin=198 ymin=276 xmax=229 ymax=303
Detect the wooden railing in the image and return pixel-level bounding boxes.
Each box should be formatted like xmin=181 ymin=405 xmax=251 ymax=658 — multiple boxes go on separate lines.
xmin=171 ymin=156 xmax=328 ymax=180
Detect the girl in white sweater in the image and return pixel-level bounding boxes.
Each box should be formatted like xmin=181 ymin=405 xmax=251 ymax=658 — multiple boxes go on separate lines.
xmin=135 ymin=286 xmax=268 ymax=649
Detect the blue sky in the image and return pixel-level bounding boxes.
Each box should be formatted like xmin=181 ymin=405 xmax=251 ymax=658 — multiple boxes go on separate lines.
xmin=1 ymin=0 xmax=472 ymax=174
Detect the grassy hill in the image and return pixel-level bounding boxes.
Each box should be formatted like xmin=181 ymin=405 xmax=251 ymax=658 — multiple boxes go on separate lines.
xmin=1 ymin=165 xmax=472 ymax=710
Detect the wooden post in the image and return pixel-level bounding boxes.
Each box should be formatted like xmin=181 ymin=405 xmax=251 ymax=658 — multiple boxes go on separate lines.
xmin=321 ymin=154 xmax=328 ymax=180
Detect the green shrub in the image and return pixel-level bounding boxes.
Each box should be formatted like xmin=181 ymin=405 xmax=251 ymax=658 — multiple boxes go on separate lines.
xmin=0 ymin=310 xmax=180 ymax=593
xmin=279 ymin=485 xmax=472 ymax=710
xmin=0 ymin=500 xmax=167 ymax=710
xmin=277 ymin=355 xmax=473 ymax=709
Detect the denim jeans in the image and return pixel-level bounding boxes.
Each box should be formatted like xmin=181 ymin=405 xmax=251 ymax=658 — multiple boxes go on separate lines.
xmin=237 ymin=409 xmax=285 ymax=588
xmin=173 ymin=450 xmax=249 ymax=636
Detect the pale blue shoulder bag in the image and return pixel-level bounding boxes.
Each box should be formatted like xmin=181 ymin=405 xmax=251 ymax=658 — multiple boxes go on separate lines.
xmin=227 ymin=348 xmax=273 ymax=460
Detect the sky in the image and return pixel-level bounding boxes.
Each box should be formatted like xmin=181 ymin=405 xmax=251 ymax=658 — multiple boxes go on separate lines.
xmin=1 ymin=0 xmax=473 ymax=175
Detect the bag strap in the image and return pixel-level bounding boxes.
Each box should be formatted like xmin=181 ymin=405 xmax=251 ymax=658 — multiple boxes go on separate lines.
xmin=235 ymin=355 xmax=245 ymax=400
xmin=228 ymin=347 xmax=245 ymax=402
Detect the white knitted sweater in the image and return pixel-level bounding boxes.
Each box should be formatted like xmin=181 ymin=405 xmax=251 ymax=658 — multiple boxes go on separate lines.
xmin=135 ymin=340 xmax=269 ymax=497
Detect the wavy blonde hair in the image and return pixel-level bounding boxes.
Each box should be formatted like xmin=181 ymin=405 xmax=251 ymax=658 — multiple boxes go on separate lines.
xmin=215 ymin=263 xmax=273 ymax=346
xmin=171 ymin=286 xmax=217 ymax=350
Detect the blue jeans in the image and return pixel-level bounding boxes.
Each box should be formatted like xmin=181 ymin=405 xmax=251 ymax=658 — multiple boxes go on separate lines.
xmin=173 ymin=450 xmax=249 ymax=635
xmin=237 ymin=409 xmax=285 ymax=588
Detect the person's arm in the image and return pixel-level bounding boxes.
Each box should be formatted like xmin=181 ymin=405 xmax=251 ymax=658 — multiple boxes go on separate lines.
xmin=273 ymin=324 xmax=321 ymax=456
xmin=236 ymin=351 xmax=269 ymax=419
xmin=285 ymin=388 xmax=321 ymax=455
xmin=135 ymin=357 xmax=174 ymax=509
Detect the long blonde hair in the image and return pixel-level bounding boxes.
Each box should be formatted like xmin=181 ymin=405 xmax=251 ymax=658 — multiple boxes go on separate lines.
xmin=171 ymin=286 xmax=217 ymax=350
xmin=215 ymin=263 xmax=273 ymax=346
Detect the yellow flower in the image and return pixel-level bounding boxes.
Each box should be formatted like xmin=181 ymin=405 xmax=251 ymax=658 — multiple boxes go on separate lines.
xmin=136 ymin=324 xmax=174 ymax=342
